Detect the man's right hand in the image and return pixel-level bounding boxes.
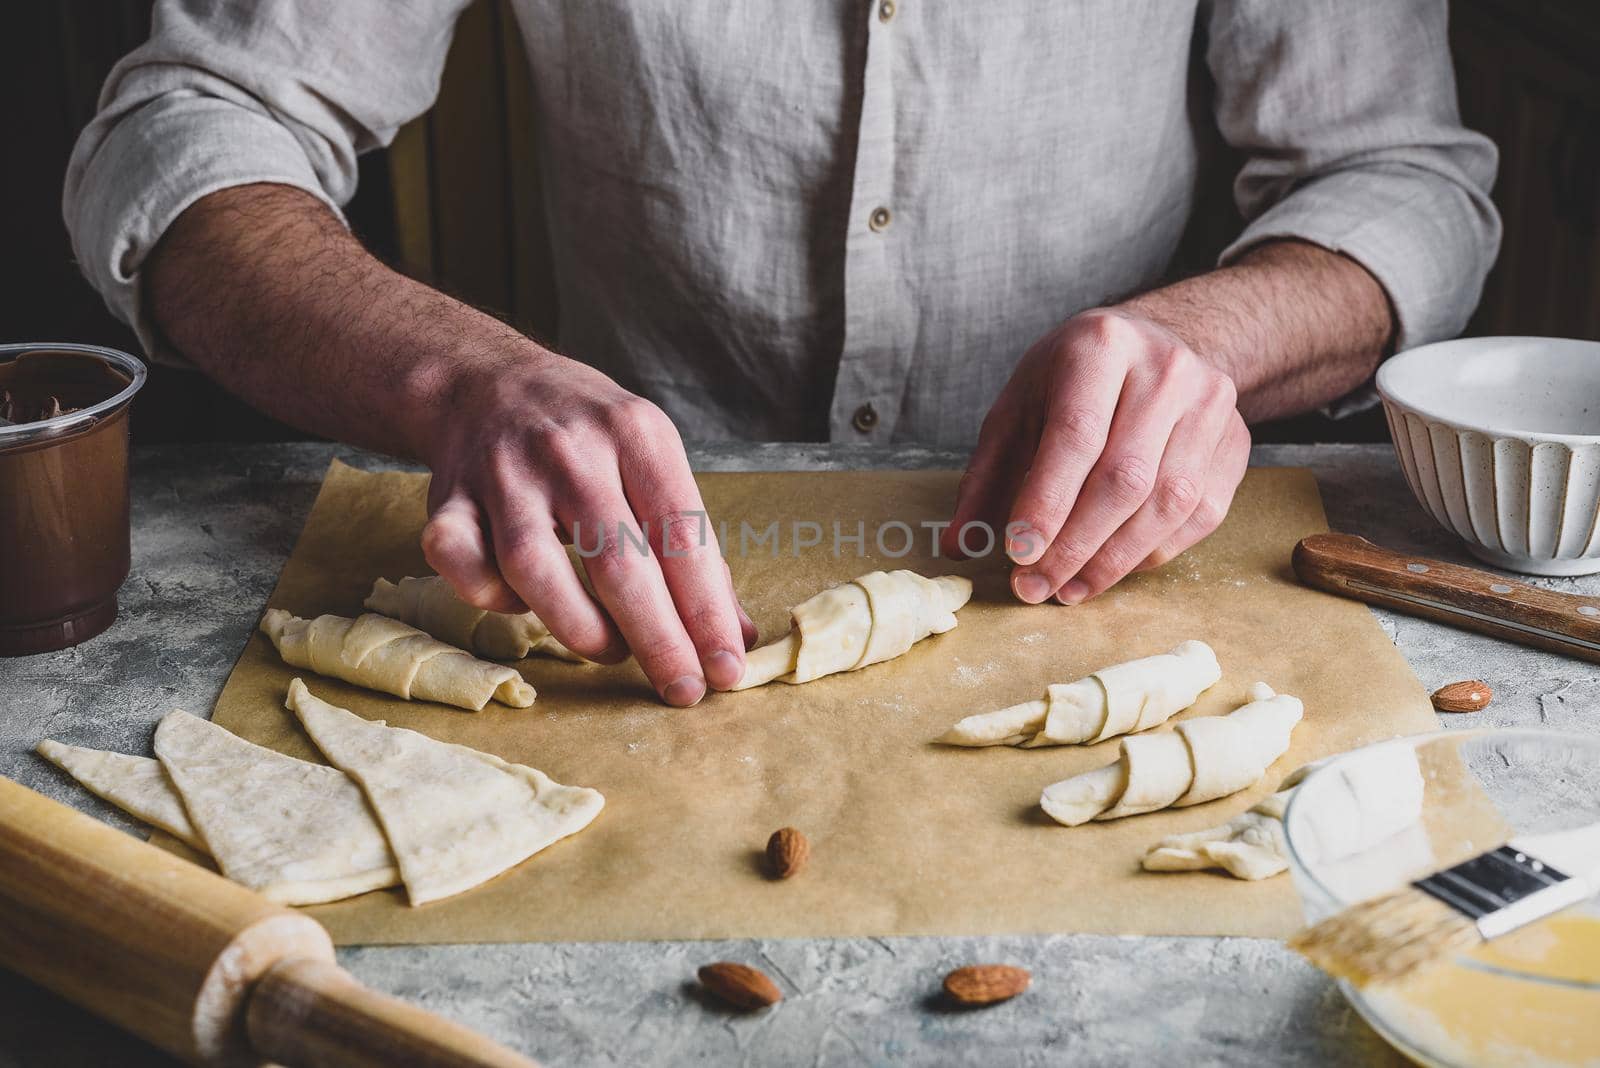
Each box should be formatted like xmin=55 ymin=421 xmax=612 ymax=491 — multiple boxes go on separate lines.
xmin=418 ymin=354 xmax=756 ymax=706
xmin=145 ymin=183 xmax=752 ymax=706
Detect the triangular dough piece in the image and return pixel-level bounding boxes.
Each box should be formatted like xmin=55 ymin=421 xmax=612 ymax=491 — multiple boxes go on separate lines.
xmin=286 ymin=679 xmax=605 ymax=906
xmin=36 ymin=739 xmax=206 ymax=851
xmin=153 ymin=710 xmax=400 ymax=905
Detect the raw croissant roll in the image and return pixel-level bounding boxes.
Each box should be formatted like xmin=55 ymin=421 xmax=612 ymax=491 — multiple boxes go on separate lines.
xmin=939 ymin=640 xmax=1220 ymax=747
xmin=260 ymin=609 xmax=537 ymax=710
xmin=365 ymin=575 xmax=584 ymax=662
xmin=732 ymin=569 xmax=973 ymax=690
xmin=1041 ymin=682 xmax=1302 ymax=826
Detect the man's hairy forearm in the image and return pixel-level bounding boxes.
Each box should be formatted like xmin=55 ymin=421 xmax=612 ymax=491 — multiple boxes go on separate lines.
xmin=1118 ymin=240 xmax=1395 ymax=423
xmin=146 ymin=183 xmax=756 ymax=705
xmin=145 ymin=182 xmax=539 ymax=458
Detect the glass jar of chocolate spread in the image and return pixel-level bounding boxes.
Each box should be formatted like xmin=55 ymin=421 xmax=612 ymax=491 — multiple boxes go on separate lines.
xmin=0 ymin=343 xmax=147 ymax=656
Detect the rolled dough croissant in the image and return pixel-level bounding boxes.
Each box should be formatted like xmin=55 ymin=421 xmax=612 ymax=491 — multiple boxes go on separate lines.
xmin=731 ymin=569 xmax=973 ymax=690
xmin=365 ymin=575 xmax=584 ymax=662
xmin=939 ymin=640 xmax=1220 ymax=747
xmin=260 ymin=609 xmax=536 ymax=710
xmin=1041 ymin=682 xmax=1303 ymax=826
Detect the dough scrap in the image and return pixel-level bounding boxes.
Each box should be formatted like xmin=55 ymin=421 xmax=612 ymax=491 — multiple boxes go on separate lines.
xmin=260 ymin=609 xmax=536 ymax=710
xmin=36 ymin=738 xmax=206 ymax=851
xmin=365 ymin=575 xmax=584 ymax=663
xmin=940 ymin=640 xmax=1221 ymax=747
xmin=733 ymin=570 xmax=972 ymax=690
xmin=1140 ymin=738 xmax=1426 ymax=879
xmin=153 ymin=710 xmax=400 ymax=905
xmin=1141 ymin=795 xmax=1296 ymax=880
xmin=286 ymin=678 xmax=605 ymax=906
xmin=1041 ymin=681 xmax=1303 ymax=826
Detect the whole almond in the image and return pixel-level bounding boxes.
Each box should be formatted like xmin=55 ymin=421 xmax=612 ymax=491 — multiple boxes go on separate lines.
xmin=943 ymin=964 xmax=1031 ymax=1006
xmin=765 ymin=826 xmax=810 ymax=879
xmin=1431 ymin=680 xmax=1492 ymax=713
xmin=697 ymin=962 xmax=782 ymax=1010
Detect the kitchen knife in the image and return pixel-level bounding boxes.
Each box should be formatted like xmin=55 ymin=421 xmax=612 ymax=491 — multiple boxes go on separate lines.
xmin=1292 ymin=533 xmax=1600 ymax=664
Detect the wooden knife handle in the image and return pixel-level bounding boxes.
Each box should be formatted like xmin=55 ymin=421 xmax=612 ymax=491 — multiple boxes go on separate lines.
xmin=1292 ymin=532 xmax=1600 ymax=663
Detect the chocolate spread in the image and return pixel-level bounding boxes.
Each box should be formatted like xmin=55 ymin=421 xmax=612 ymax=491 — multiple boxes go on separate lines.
xmin=0 ymin=347 xmax=143 ymax=655
xmin=0 ymin=352 xmax=122 ymax=426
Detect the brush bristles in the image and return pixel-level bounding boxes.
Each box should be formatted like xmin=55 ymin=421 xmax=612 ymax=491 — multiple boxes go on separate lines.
xmin=1289 ymin=886 xmax=1486 ymax=987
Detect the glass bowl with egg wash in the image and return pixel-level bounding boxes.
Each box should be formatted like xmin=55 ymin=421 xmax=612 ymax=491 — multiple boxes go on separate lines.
xmin=1283 ymin=728 xmax=1600 ymax=1068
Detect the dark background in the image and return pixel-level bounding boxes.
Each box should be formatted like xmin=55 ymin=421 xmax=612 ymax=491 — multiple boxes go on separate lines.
xmin=2 ymin=0 xmax=1597 ymax=446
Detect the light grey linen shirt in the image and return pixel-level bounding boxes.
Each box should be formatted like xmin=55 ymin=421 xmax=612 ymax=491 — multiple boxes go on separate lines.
xmin=65 ymin=0 xmax=1498 ymax=445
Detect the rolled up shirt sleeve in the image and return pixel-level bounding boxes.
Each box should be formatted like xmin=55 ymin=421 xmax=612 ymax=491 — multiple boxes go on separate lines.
xmin=63 ymin=0 xmax=470 ymax=364
xmin=1207 ymin=0 xmax=1500 ymax=354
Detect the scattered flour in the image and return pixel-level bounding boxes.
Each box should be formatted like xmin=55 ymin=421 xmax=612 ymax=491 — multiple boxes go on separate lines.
xmin=952 ymin=662 xmax=998 ymax=687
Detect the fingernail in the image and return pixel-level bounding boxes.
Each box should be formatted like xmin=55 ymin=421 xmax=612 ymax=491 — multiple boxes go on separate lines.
xmin=1056 ymin=580 xmax=1089 ymax=605
xmin=703 ymin=649 xmax=744 ymax=690
xmin=1013 ymin=573 xmax=1051 ymax=604
xmin=663 ymin=674 xmax=706 ymax=707
xmin=1006 ymin=526 xmax=1039 ymax=564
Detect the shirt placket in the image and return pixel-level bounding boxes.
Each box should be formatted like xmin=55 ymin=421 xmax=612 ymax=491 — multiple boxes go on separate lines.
xmin=831 ymin=0 xmax=911 ymax=442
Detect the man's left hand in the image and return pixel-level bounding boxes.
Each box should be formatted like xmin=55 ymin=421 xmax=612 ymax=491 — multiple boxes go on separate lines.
xmin=942 ymin=307 xmax=1251 ymax=604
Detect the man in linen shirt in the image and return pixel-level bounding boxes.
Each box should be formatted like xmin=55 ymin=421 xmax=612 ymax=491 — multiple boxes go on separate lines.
xmin=65 ymin=1 xmax=1498 ymax=706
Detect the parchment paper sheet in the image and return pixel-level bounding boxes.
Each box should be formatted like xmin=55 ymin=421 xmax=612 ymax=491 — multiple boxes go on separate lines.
xmin=198 ymin=461 xmax=1438 ymax=945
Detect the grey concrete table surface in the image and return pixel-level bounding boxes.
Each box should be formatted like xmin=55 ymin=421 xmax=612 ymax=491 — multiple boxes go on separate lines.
xmin=3 ymin=441 xmax=1595 ymax=1068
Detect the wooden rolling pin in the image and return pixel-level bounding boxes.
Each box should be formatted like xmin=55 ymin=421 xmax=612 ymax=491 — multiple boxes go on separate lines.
xmin=0 ymin=774 xmax=536 ymax=1068
xmin=1293 ymin=532 xmax=1600 ymax=663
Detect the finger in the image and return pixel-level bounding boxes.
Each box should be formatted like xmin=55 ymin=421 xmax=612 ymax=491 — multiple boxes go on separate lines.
xmin=943 ymin=413 xmax=1028 ymax=559
xmin=726 ymin=559 xmax=759 ymax=650
xmin=1059 ymin=397 xmax=1233 ymax=603
xmin=421 ymin=489 xmax=526 ymax=614
xmin=1137 ymin=415 xmax=1251 ymax=571
xmin=481 ymin=479 xmax=626 ymax=664
xmin=558 ymin=474 xmax=707 ymax=706
xmin=1005 ymin=336 xmax=1134 ymax=569
xmin=1011 ymin=373 xmax=1189 ymax=602
xmin=613 ymin=402 xmax=748 ymax=691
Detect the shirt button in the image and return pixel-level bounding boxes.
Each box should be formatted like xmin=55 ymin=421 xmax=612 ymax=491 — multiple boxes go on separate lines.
xmin=868 ymin=206 xmax=892 ymax=232
xmin=878 ymin=0 xmax=896 ymax=22
xmin=852 ymin=403 xmax=879 ymax=433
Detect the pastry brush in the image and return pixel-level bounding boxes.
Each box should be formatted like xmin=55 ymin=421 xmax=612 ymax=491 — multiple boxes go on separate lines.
xmin=1288 ymin=822 xmax=1600 ymax=987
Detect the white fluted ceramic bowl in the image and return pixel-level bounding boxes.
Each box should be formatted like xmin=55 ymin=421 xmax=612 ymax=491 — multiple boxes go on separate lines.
xmin=1377 ymin=336 xmax=1600 ymax=576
